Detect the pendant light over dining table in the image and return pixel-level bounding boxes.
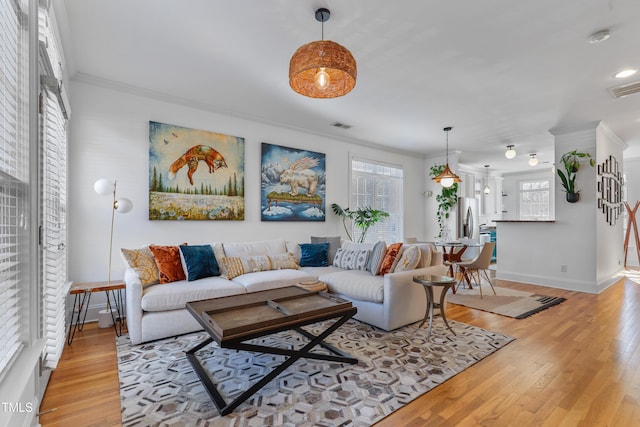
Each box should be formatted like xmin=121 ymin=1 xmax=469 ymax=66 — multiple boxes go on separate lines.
xmin=289 ymin=8 xmax=357 ymax=98
xmin=432 ymin=126 xmax=462 ymax=188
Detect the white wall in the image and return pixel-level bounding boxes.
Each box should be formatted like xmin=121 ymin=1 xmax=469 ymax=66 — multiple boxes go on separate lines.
xmin=496 ymin=122 xmax=625 ymax=293
xmin=67 ymin=79 xmax=429 ymax=289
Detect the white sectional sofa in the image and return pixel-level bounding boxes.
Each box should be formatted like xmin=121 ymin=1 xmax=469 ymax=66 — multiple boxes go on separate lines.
xmin=123 ymin=238 xmax=446 ymax=345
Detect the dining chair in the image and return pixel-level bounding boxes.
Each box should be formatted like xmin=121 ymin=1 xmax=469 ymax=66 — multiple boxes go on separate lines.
xmin=455 ymin=242 xmax=496 ymax=298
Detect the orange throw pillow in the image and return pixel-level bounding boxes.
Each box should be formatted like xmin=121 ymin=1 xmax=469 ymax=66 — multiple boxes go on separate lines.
xmin=149 ymin=245 xmax=186 ymax=283
xmin=378 ymin=242 xmax=403 ymax=275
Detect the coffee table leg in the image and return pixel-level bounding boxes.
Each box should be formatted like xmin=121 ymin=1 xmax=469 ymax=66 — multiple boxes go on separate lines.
xmin=187 ymin=314 xmax=357 ymax=416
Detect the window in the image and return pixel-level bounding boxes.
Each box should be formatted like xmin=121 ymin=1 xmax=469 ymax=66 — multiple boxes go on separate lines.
xmin=39 ymin=2 xmax=69 ymax=369
xmin=518 ymin=178 xmax=551 ymax=220
xmin=350 ymin=157 xmax=403 ymax=243
xmin=0 ymin=0 xmax=31 ymax=379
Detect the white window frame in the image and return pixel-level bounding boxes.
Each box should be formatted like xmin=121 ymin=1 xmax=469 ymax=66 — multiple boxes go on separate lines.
xmin=348 ymin=155 xmax=404 ymax=244
xmin=517 ymin=177 xmax=553 ymax=220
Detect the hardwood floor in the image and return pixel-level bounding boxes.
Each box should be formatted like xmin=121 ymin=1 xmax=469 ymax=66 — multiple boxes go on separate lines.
xmin=39 ymin=276 xmax=640 ymax=426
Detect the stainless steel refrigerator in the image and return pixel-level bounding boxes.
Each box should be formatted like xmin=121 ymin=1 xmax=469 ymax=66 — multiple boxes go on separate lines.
xmin=457 ymin=197 xmax=479 ymax=240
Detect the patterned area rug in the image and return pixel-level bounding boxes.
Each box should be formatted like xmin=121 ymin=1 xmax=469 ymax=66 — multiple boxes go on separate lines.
xmin=117 ymin=319 xmax=513 ymax=426
xmin=448 ymin=285 xmax=566 ymax=319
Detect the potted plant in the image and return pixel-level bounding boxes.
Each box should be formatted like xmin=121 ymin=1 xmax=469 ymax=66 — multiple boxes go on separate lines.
xmin=330 ymin=203 xmax=390 ymax=243
xmin=557 ymin=150 xmax=595 ymax=203
xmin=429 ymin=164 xmax=459 ymax=238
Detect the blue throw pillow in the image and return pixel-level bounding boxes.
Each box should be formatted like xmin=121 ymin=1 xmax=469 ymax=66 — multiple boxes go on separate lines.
xmin=299 ymin=243 xmax=329 ymax=267
xmin=179 ymin=244 xmax=220 ymax=281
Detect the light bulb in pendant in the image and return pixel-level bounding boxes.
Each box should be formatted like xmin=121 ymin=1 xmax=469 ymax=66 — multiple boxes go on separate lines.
xmin=440 ymin=177 xmax=455 ymax=188
xmin=314 ymin=68 xmax=330 ymax=90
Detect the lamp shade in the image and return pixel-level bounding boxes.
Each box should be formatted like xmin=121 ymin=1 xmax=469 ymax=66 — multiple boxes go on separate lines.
xmin=94 ymin=178 xmax=115 ymax=195
xmin=115 ymin=198 xmax=133 ymax=213
xmin=289 ymin=40 xmax=357 ymax=98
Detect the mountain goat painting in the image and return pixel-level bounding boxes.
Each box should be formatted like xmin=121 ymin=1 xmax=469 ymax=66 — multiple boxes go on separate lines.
xmin=261 ymin=143 xmax=326 ymax=222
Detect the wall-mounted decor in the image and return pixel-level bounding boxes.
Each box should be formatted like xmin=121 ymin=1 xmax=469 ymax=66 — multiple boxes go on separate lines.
xmin=148 ymin=121 xmax=245 ymax=220
xmin=261 ymin=143 xmax=325 ymax=221
xmin=597 ymin=154 xmax=623 ymax=226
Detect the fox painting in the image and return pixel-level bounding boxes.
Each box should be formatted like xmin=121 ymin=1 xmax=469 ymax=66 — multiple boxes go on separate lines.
xmin=168 ymin=145 xmax=227 ymax=185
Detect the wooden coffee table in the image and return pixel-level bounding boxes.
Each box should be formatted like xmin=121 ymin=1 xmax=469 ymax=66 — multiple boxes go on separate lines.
xmin=185 ymin=287 xmax=358 ymax=415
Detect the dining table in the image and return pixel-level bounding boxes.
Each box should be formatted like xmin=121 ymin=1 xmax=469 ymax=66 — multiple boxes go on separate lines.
xmin=433 ymin=241 xmax=481 ymax=291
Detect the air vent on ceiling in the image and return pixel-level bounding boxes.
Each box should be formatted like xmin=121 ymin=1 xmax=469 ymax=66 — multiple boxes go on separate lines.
xmin=331 ymin=121 xmax=352 ymax=129
xmin=608 ymin=80 xmax=640 ymax=98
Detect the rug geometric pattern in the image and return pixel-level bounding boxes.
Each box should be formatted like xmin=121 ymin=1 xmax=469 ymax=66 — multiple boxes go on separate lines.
xmin=117 ymin=319 xmax=514 ymax=426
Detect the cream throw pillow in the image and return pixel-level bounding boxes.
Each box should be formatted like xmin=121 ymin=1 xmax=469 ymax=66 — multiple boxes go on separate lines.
xmin=392 ymin=245 xmax=422 ymax=272
xmin=221 ymin=253 xmax=299 ymax=279
xmin=120 ymin=246 xmax=160 ymax=287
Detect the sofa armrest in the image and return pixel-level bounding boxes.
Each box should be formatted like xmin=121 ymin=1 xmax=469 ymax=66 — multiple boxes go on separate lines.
xmin=124 ymin=267 xmax=144 ymax=345
xmin=382 ymin=265 xmax=448 ymax=330
xmin=431 ymin=250 xmax=444 ymax=266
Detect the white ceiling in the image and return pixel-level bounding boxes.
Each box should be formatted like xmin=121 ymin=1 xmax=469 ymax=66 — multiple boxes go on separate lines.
xmin=57 ymin=0 xmax=640 ymax=173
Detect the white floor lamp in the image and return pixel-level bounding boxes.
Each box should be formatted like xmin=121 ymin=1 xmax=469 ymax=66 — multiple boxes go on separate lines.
xmin=94 ymin=178 xmax=133 ymax=326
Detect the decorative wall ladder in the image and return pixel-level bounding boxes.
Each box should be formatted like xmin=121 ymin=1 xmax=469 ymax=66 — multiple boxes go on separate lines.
xmin=624 ymin=201 xmax=640 ymax=267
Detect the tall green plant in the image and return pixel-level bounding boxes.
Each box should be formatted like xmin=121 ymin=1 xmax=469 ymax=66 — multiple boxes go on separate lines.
xmin=429 ymin=164 xmax=459 ymax=238
xmin=330 ymin=203 xmax=390 ymax=243
xmin=557 ymin=149 xmax=595 ymax=194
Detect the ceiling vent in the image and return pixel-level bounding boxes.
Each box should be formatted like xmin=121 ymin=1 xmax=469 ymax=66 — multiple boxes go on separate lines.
xmin=331 ymin=121 xmax=352 ymax=129
xmin=608 ymin=80 xmax=640 ymax=98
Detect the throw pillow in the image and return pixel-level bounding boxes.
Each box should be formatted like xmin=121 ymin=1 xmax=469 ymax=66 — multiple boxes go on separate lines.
xmin=179 ymin=244 xmax=220 ymax=281
xmin=378 ymin=242 xmax=403 ymax=275
xmin=221 ymin=253 xmax=299 ymax=279
xmin=311 ymin=236 xmax=341 ymax=265
xmin=392 ymin=245 xmax=422 ymax=272
xmin=367 ymin=241 xmax=387 ymax=275
xmin=299 ymin=243 xmax=329 ymax=267
xmin=333 ymin=248 xmax=370 ymax=271
xmin=149 ymin=245 xmax=186 ymax=283
xmin=120 ymin=246 xmax=160 ymax=287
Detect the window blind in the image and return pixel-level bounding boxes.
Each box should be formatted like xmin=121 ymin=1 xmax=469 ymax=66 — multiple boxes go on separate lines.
xmin=350 ymin=158 xmax=404 ymax=243
xmin=0 ymin=0 xmax=29 ymax=378
xmin=39 ymin=3 xmax=68 ymax=370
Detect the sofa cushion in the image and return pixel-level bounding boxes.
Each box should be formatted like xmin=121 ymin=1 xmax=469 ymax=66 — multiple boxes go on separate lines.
xmin=311 ymin=236 xmax=341 ymax=265
xmin=333 ymin=248 xmax=370 ymax=271
xmin=222 ymin=238 xmax=287 ymax=257
xmin=299 ymin=243 xmax=329 ymax=267
xmin=149 ymin=245 xmax=186 ymax=283
xmin=319 ymin=269 xmax=384 ymax=303
xmin=299 ymin=265 xmax=344 ymax=276
xmin=367 ymin=241 xmax=387 ymax=275
xmin=231 ymin=269 xmax=316 ymax=293
xmin=378 ymin=243 xmax=402 ymax=275
xmin=141 ymin=277 xmax=245 ymax=311
xmin=179 ymin=244 xmax=220 ymax=281
xmin=393 ymin=245 xmax=421 ymax=272
xmin=120 ymin=246 xmax=159 ymax=287
xmin=221 ymin=253 xmax=299 ymax=279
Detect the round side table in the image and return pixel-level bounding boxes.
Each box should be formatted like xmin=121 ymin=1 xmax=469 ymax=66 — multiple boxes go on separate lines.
xmin=412 ymin=274 xmax=457 ymax=337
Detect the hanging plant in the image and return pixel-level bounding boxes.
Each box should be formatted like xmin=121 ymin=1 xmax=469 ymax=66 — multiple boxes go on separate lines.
xmin=429 ymin=164 xmax=459 ymax=238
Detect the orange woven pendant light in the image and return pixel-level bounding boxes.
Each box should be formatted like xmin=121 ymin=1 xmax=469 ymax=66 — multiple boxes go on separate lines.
xmin=289 ymin=8 xmax=357 ymax=98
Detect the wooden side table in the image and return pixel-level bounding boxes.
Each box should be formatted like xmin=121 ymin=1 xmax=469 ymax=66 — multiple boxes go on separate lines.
xmin=412 ymin=274 xmax=457 ymax=338
xmin=67 ymin=280 xmax=126 ymax=344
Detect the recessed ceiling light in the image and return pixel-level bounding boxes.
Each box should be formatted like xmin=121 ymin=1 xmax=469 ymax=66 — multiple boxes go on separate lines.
xmin=588 ymin=29 xmax=610 ymax=43
xmin=614 ymin=69 xmax=638 ymax=79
